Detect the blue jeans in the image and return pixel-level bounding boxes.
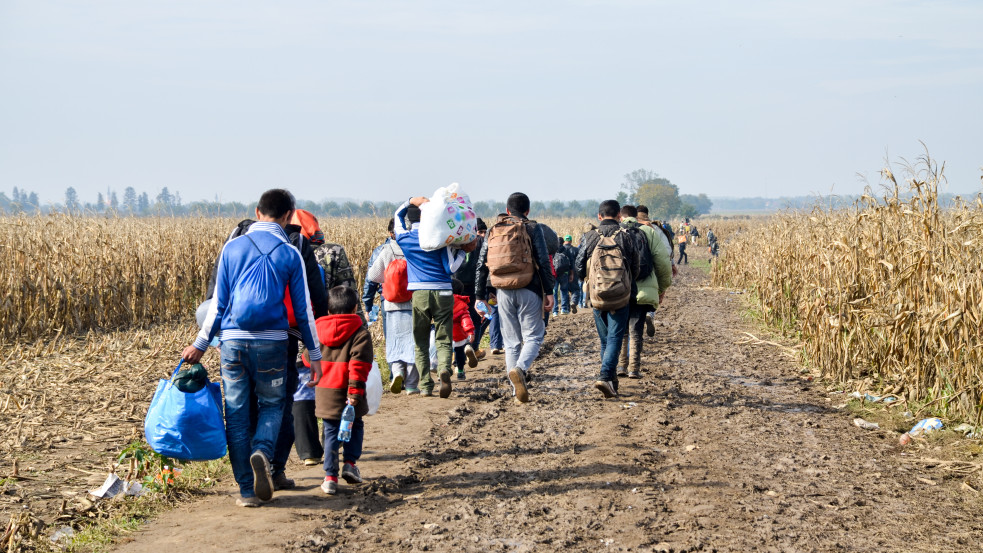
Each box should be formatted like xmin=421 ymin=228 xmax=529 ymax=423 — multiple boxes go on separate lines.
xmin=592 ymin=306 xmax=629 ymax=387
xmin=552 ymin=274 xmax=571 ymax=314
xmin=488 ymin=304 xmax=503 ymax=350
xmin=271 ymin=337 xmax=299 ymax=476
xmin=572 ymin=278 xmax=584 ymax=307
xmin=322 ymin=417 xmax=364 ymax=478
xmin=220 ymin=339 xmax=288 ymax=498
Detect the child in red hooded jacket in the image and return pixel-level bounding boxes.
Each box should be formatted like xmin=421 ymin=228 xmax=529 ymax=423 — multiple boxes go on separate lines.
xmin=451 ymin=279 xmax=477 ymax=380
xmin=311 ymin=286 xmax=373 ymax=495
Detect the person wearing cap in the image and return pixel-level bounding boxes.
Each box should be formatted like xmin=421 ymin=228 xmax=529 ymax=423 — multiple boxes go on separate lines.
xmin=394 ymin=197 xmax=470 ymax=398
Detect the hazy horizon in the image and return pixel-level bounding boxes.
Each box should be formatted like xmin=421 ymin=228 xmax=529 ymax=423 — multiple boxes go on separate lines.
xmin=2 ymin=1 xmax=981 ymax=206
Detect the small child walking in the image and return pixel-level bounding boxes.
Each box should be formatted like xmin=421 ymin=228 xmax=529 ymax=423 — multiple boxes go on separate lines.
xmin=451 ymin=279 xmax=478 ymax=380
xmin=312 ymin=286 xmax=374 ymax=495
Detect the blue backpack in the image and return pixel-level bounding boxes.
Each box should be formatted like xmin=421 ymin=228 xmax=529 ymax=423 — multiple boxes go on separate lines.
xmin=227 ymin=235 xmax=287 ymax=330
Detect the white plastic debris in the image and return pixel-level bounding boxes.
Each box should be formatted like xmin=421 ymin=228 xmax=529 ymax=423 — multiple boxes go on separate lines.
xmin=89 ymin=473 xmax=124 ymax=499
xmin=853 ymin=418 xmax=880 ymax=430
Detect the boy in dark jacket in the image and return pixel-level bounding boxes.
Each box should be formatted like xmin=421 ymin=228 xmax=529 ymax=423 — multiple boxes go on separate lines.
xmin=312 ymin=286 xmax=374 ymax=495
xmin=575 ymin=200 xmax=639 ymax=398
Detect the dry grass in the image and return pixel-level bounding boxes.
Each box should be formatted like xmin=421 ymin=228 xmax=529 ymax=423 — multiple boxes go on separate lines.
xmin=711 ymin=155 xmax=983 ymax=422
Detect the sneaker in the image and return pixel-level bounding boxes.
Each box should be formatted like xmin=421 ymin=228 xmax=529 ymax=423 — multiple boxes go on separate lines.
xmin=628 ymin=370 xmax=642 ymax=379
xmin=464 ymin=344 xmax=478 ymax=368
xmin=457 ymin=370 xmax=467 ymax=380
xmin=491 ymin=348 xmax=504 ymax=355
xmin=595 ymin=380 xmax=617 ymax=398
xmin=249 ymin=451 xmax=274 ymax=501
xmin=645 ymin=316 xmax=655 ymax=337
xmin=508 ymin=368 xmax=529 ymax=403
xmin=303 ymin=458 xmax=321 ymax=466
xmin=439 ymin=371 xmax=452 ymax=398
xmin=390 ymin=372 xmax=404 ymax=394
xmin=320 ymin=478 xmax=337 ymax=495
xmin=272 ymin=472 xmax=295 ymax=491
xmin=236 ymin=496 xmax=261 ymax=508
xmin=405 ymin=388 xmax=421 ymax=395
xmin=571 ymin=304 xmax=578 ymax=314
xmin=421 ymin=389 xmax=434 ymax=397
xmin=475 ymin=349 xmax=487 ymax=361
xmin=616 ymin=367 xmax=629 ymax=377
xmin=341 ymin=463 xmax=363 ymax=484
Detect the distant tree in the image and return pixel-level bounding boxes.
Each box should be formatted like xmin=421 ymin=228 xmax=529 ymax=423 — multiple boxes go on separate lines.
xmin=27 ymin=192 xmax=39 ymax=211
xmin=138 ymin=192 xmax=150 ymax=214
xmin=679 ymin=203 xmax=698 ymax=220
xmin=109 ymin=191 xmax=119 ymax=211
xmin=679 ymin=193 xmax=713 ymax=215
xmin=615 ymin=191 xmax=628 ymax=206
xmin=635 ymin=181 xmax=681 ymax=220
xmin=123 ymin=187 xmax=137 ymax=212
xmin=96 ymin=192 xmax=105 ymax=211
xmin=65 ymin=187 xmax=80 ymax=213
xmin=341 ymin=201 xmax=359 ymax=216
xmin=156 ymin=187 xmax=174 ymax=208
xmin=0 ymin=192 xmax=10 ymax=213
xmin=547 ymin=200 xmax=565 ymax=216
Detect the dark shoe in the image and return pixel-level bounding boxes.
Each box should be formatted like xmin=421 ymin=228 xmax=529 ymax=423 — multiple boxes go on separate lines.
xmin=272 ymin=472 xmax=295 ymax=491
xmin=491 ymin=348 xmax=504 ymax=355
xmin=508 ymin=368 xmax=529 ymax=403
xmin=595 ymin=380 xmax=617 ymax=398
xmin=457 ymin=370 xmax=467 ymax=381
xmin=465 ymin=344 xmax=478 ymax=368
xmin=439 ymin=371 xmax=452 ymax=398
xmin=616 ymin=367 xmax=629 ymax=377
xmin=628 ymin=370 xmax=642 ymax=379
xmin=421 ymin=388 xmax=434 ymax=397
xmin=645 ymin=316 xmax=655 ymax=337
xmin=341 ymin=463 xmax=363 ymax=484
xmin=249 ymin=451 xmax=274 ymax=501
xmin=571 ymin=304 xmax=578 ymax=314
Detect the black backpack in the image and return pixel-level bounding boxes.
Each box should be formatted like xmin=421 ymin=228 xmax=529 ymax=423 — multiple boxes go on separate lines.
xmin=624 ymin=226 xmax=653 ymax=281
xmin=553 ymin=249 xmax=571 ymax=274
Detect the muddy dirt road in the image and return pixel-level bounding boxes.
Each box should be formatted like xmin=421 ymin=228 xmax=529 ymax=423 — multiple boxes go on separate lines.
xmin=114 ymin=257 xmax=983 ymax=553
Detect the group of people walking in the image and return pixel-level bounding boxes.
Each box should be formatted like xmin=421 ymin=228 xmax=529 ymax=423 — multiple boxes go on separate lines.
xmin=180 ymin=189 xmax=688 ymax=506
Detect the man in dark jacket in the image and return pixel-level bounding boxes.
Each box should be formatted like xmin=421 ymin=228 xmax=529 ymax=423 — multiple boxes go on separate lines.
xmin=575 ymin=199 xmax=639 ymax=398
xmin=475 ymin=193 xmax=555 ymax=403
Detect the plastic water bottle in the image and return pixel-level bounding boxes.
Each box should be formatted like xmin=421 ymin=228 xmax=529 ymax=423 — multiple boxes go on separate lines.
xmin=338 ymin=404 xmax=355 ymax=443
xmin=368 ymin=305 xmax=379 ymax=324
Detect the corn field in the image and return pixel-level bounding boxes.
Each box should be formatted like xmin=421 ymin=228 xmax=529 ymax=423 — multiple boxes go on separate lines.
xmin=0 ymin=213 xmax=590 ymax=346
xmin=712 ymin=158 xmax=983 ymax=423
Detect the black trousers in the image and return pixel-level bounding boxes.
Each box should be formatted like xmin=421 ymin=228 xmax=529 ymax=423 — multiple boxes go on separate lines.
xmin=292 ymin=399 xmax=323 ymax=461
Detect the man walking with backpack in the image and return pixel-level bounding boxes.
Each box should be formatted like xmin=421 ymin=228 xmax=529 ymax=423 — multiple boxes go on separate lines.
xmin=618 ymin=205 xmax=672 ymax=379
xmin=575 ymin=200 xmax=639 ymax=398
xmin=551 ymin=235 xmax=574 ymax=315
xmin=476 ymin=192 xmax=555 ymax=403
xmin=184 ymin=189 xmax=322 ymax=507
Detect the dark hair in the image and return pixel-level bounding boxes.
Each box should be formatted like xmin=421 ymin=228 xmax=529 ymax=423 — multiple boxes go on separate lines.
xmin=636 ymin=205 xmax=649 ymax=214
xmin=598 ymin=200 xmax=621 ymax=218
xmin=476 ymin=217 xmax=487 ymax=232
xmin=387 ymin=217 xmax=395 ymax=234
xmin=507 ymin=192 xmax=530 ymax=216
xmin=257 ymin=189 xmax=295 ymax=219
xmin=620 ymin=205 xmax=638 ymax=218
xmin=327 ymin=285 xmax=358 ymax=314
xmin=406 ymin=205 xmax=422 ymax=224
xmin=451 ymin=278 xmax=464 ymax=295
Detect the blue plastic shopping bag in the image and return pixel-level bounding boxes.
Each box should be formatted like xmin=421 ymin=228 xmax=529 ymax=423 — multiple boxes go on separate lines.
xmin=144 ymin=360 xmax=227 ymax=461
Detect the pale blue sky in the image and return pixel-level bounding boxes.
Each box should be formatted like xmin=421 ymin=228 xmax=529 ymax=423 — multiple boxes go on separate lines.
xmin=1 ymin=0 xmax=981 ymax=205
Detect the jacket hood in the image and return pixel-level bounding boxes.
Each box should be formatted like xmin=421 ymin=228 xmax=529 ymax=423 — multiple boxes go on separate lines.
xmin=290 ymin=209 xmax=324 ymax=245
xmin=316 ymin=314 xmax=363 ymax=346
xmin=453 ymin=294 xmax=471 ymax=313
xmin=621 ymin=217 xmax=640 ymax=229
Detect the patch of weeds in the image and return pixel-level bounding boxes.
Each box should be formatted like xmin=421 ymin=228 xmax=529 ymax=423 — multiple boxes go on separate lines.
xmin=689 ymin=258 xmax=711 ymax=274
xmin=63 ymin=442 xmax=231 ymax=552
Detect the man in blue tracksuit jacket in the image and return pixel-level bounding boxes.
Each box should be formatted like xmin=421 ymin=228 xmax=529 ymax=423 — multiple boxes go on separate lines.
xmin=182 ymin=189 xmax=322 ymax=507
xmin=394 ymin=197 xmax=469 ymax=398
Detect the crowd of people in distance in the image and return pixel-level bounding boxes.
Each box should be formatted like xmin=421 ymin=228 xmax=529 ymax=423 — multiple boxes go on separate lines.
xmin=180 ymin=188 xmax=721 ymax=506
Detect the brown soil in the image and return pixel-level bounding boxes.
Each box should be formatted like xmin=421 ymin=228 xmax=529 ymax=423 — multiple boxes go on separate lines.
xmin=8 ymin=249 xmax=983 ymax=552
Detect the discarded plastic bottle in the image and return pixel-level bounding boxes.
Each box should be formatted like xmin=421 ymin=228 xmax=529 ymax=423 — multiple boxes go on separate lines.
xmin=338 ymin=404 xmax=355 ymax=443
xmin=368 ymin=305 xmax=380 ymax=324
